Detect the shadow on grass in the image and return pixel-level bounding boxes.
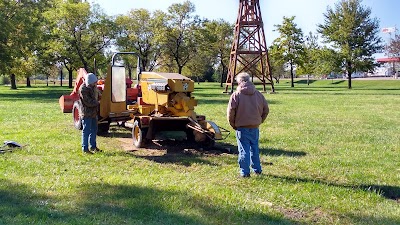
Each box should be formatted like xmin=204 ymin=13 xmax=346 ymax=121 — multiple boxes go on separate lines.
xmin=127 ymin=141 xmax=236 ymax=167
xmin=0 ymin=86 xmax=70 ymax=103
xmin=331 ymin=80 xmax=346 ymax=85
xmin=131 ymin=151 xmax=219 ymax=167
xmin=260 ymin=147 xmax=307 ymax=157
xmin=0 ymin=178 xmax=297 ymax=224
xmin=268 ymin=174 xmax=400 ymax=202
xmin=0 ymin=179 xmax=68 ymax=224
xmin=77 ymin=183 xmax=296 ymax=225
xmin=294 ymin=80 xmax=317 ymax=85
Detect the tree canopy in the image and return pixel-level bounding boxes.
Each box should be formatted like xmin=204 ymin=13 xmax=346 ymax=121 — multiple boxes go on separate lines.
xmin=0 ymin=0 xmax=386 ymax=90
xmin=272 ymin=16 xmax=305 ymax=87
xmin=318 ymin=0 xmax=383 ymax=89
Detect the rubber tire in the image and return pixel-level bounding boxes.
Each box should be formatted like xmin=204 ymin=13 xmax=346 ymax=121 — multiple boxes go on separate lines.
xmin=72 ymin=100 xmax=83 ymax=130
xmin=132 ymin=121 xmax=148 ymax=148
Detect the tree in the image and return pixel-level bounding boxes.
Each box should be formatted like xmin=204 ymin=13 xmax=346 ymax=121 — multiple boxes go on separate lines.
xmin=44 ymin=1 xmax=116 ymax=87
xmin=201 ymin=19 xmax=233 ymax=86
xmin=161 ymin=0 xmax=201 ymax=74
xmin=115 ymin=9 xmax=166 ymax=76
xmin=273 ymin=16 xmax=305 ymax=87
xmin=0 ymin=0 xmax=52 ymax=89
xmin=297 ymin=32 xmax=318 ymax=77
xmin=313 ymin=47 xmax=343 ymax=77
xmin=387 ymin=33 xmax=400 ymax=57
xmin=268 ymin=43 xmax=286 ymax=84
xmin=318 ymin=0 xmax=383 ymax=89
xmin=182 ymin=19 xmax=233 ymax=83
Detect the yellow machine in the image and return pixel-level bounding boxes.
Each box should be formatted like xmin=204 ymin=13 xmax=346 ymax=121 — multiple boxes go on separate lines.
xmin=65 ymin=52 xmax=228 ymax=148
xmin=126 ymin=71 xmax=226 ymax=147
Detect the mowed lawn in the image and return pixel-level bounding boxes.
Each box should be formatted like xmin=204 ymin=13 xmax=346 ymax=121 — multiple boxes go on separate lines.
xmin=0 ymin=79 xmax=399 ymax=224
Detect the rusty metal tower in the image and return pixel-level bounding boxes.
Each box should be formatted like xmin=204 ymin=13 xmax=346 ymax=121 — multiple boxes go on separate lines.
xmin=225 ymin=0 xmax=274 ymax=93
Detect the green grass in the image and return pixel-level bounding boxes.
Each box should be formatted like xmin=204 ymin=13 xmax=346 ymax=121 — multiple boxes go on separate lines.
xmin=0 ymin=79 xmax=399 ymax=224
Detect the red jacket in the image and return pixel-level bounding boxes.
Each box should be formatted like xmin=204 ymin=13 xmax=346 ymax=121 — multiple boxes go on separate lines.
xmin=227 ymin=82 xmax=269 ymax=129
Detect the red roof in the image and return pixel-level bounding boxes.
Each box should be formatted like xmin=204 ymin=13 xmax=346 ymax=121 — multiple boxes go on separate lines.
xmin=376 ymin=57 xmax=400 ymax=63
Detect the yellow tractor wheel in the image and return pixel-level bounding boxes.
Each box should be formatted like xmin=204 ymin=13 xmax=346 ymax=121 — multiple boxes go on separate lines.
xmin=132 ymin=121 xmax=148 ymax=148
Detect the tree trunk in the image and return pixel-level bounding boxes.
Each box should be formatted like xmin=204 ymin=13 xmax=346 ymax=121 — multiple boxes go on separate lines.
xmin=83 ymin=61 xmax=89 ymax=72
xmin=290 ymin=62 xmax=294 ymax=88
xmin=10 ymin=74 xmax=17 ymax=90
xmin=347 ymin=62 xmax=352 ymax=89
xmin=128 ymin=66 xmax=132 ymax=80
xmin=68 ymin=69 xmax=73 ymax=88
xmin=220 ymin=66 xmax=227 ymax=88
xmin=26 ymin=77 xmax=31 ymax=87
xmin=178 ymin=65 xmax=183 ymax=75
xmin=348 ymin=73 xmax=352 ymax=89
xmin=60 ymin=68 xmax=63 ymax=87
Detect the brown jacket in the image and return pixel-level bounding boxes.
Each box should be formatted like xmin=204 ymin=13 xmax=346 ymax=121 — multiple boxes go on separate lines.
xmin=79 ymin=84 xmax=99 ymax=118
xmin=227 ymin=81 xmax=269 ymax=129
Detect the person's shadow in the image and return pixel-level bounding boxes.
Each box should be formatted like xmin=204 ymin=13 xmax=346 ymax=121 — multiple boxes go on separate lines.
xmin=260 ymin=147 xmax=307 ymax=157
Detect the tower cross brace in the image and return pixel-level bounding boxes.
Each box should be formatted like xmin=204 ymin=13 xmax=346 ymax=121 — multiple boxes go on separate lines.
xmin=225 ymin=0 xmax=275 ymax=93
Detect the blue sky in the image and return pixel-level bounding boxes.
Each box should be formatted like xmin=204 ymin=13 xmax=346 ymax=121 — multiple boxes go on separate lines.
xmin=93 ymin=0 xmax=398 ymax=49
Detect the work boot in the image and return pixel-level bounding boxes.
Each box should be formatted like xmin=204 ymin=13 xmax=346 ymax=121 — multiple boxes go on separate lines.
xmin=239 ymin=174 xmax=250 ymax=178
xmin=90 ymin=147 xmax=102 ymax=152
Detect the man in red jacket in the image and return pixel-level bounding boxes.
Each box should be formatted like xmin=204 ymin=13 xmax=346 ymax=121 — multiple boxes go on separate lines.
xmin=227 ymin=72 xmax=269 ymax=177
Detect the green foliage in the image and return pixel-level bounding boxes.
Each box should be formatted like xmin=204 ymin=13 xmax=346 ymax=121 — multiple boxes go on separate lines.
xmin=0 ymin=0 xmax=51 ymax=88
xmin=297 ymin=32 xmax=319 ymax=76
xmin=1 ymin=81 xmax=400 ymax=224
xmin=183 ymin=19 xmax=232 ymax=82
xmin=313 ymin=47 xmax=344 ymax=76
xmin=160 ymin=0 xmax=201 ymax=74
xmin=318 ymin=0 xmax=383 ymax=88
xmin=269 ymin=44 xmax=286 ymax=81
xmin=200 ymin=19 xmax=233 ymax=83
xmin=115 ymin=9 xmax=166 ymax=72
xmin=44 ymin=0 xmax=116 ymax=72
xmin=272 ymin=16 xmax=305 ymax=87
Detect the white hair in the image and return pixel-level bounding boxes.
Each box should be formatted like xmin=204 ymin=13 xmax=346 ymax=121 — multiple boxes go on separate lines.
xmin=235 ymin=72 xmax=251 ymax=84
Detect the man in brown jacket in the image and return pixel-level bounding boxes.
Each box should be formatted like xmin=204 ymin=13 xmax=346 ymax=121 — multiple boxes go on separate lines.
xmin=79 ymin=73 xmax=100 ymax=154
xmin=227 ymin=72 xmax=269 ymax=177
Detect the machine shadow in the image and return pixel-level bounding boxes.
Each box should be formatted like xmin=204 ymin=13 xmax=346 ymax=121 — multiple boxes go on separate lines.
xmin=268 ymin=174 xmax=400 ymax=201
xmin=125 ymin=140 xmax=235 ymax=167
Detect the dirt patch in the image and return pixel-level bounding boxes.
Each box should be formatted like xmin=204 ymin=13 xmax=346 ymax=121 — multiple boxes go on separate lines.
xmin=117 ymin=137 xmax=236 ymax=157
xmin=275 ymin=206 xmax=306 ymax=221
xmin=273 ymin=206 xmax=331 ymax=223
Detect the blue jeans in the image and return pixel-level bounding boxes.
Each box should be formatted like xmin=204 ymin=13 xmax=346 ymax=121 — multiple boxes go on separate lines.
xmin=82 ymin=117 xmax=97 ymax=151
xmin=236 ymin=128 xmax=262 ymax=176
